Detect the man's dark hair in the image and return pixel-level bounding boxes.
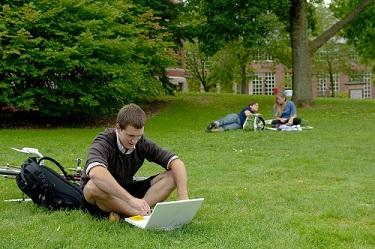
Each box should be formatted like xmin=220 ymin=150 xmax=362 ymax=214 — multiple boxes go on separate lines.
xmin=116 ymin=104 xmax=146 ymax=129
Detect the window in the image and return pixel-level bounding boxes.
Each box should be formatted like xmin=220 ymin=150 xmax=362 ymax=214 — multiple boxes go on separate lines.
xmin=264 ymin=72 xmax=275 ymax=95
xmin=317 ymin=74 xmax=328 ymax=96
xmin=332 ymin=74 xmax=340 ymax=93
xmin=348 ymin=71 xmax=372 ymax=99
xmin=250 ymin=72 xmax=275 ymax=95
xmin=363 ymin=71 xmax=372 ymax=99
xmin=251 ymin=74 xmax=263 ymax=95
xmin=317 ymin=73 xmax=339 ymax=96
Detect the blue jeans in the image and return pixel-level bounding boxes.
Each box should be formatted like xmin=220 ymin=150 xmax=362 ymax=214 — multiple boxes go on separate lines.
xmin=215 ymin=113 xmax=241 ymax=131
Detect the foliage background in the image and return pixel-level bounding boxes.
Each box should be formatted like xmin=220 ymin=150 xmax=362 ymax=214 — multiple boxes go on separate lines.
xmin=0 ymin=0 xmax=177 ymax=118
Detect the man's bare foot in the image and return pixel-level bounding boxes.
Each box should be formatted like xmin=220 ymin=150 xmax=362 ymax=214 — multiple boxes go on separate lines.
xmin=109 ymin=212 xmax=121 ymax=222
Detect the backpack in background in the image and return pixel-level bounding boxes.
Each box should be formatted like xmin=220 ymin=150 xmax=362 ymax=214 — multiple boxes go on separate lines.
xmin=16 ymin=157 xmax=83 ymax=210
xmin=243 ymin=115 xmax=265 ymax=131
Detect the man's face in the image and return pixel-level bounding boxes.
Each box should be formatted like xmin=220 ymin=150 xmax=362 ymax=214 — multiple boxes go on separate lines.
xmin=251 ymin=103 xmax=259 ymax=112
xmin=117 ymin=125 xmax=144 ymax=149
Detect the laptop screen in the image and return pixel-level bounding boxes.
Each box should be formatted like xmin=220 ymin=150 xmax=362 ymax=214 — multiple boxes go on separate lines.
xmin=124 ymin=198 xmax=204 ymax=230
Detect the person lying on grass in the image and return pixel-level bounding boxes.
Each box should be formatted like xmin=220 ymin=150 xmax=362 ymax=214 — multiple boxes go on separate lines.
xmin=271 ymin=93 xmax=301 ymax=128
xmin=206 ymin=101 xmax=261 ymax=132
xmin=80 ymin=104 xmax=189 ymax=221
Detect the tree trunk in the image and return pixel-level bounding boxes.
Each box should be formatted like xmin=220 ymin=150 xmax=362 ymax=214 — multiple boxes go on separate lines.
xmin=240 ymin=63 xmax=247 ymax=94
xmin=328 ymin=61 xmax=335 ymax=97
xmin=290 ymin=0 xmax=373 ymax=106
xmin=290 ymin=0 xmax=313 ymax=107
xmin=200 ymin=58 xmax=209 ymax=91
xmin=237 ymin=49 xmax=250 ymax=94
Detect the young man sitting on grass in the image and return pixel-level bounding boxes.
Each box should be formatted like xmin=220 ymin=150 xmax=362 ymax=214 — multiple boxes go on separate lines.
xmin=80 ymin=104 xmax=189 ymax=221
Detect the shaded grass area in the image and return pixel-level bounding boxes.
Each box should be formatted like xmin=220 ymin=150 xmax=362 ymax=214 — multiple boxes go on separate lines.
xmin=1 ymin=93 xmax=374 ymax=248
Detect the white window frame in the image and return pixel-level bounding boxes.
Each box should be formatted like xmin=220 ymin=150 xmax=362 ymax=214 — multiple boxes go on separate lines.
xmin=250 ymin=72 xmax=275 ymax=95
xmin=363 ymin=71 xmax=372 ymax=99
xmin=317 ymin=73 xmax=339 ymax=96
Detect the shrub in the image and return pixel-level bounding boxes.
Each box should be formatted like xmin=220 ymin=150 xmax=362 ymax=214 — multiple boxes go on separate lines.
xmin=0 ymin=0 xmax=176 ymax=118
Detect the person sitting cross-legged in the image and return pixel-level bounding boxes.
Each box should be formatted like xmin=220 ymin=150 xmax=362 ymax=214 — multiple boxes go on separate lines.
xmin=271 ymin=93 xmax=301 ymax=128
xmin=80 ymin=104 xmax=189 ymax=220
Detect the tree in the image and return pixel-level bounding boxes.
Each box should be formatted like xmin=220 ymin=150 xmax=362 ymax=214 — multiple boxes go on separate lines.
xmin=313 ymin=41 xmax=353 ymax=97
xmin=185 ymin=0 xmax=281 ymax=93
xmin=136 ymin=0 xmax=184 ymax=54
xmin=290 ymin=0 xmax=374 ymax=106
xmin=0 ymin=0 xmax=176 ymax=118
xmin=312 ymin=5 xmax=353 ymax=97
xmin=331 ymin=0 xmax=375 ymax=66
xmin=185 ymin=0 xmax=374 ymax=105
xmin=184 ymin=40 xmax=212 ymax=91
xmin=209 ymin=43 xmax=243 ymax=92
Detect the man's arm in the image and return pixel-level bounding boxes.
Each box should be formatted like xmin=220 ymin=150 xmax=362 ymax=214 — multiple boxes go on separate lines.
xmin=168 ymin=159 xmax=189 ymax=200
xmin=89 ymin=166 xmax=132 ymax=200
xmin=244 ymin=110 xmax=255 ymax=117
xmin=88 ymin=165 xmax=151 ymax=214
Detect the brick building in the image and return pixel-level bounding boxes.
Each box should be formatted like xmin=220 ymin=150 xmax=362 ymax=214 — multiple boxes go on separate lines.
xmin=235 ymin=60 xmax=374 ymax=99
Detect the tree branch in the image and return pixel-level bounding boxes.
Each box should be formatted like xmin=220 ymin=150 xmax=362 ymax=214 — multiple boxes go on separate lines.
xmin=309 ymin=0 xmax=374 ymax=54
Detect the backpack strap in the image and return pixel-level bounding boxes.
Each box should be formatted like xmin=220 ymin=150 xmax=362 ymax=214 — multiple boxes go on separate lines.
xmin=257 ymin=116 xmax=265 ymax=130
xmin=37 ymin=157 xmax=69 ymax=180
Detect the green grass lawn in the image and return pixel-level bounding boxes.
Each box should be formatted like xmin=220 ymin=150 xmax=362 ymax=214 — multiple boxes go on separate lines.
xmin=1 ymin=93 xmax=374 ymax=249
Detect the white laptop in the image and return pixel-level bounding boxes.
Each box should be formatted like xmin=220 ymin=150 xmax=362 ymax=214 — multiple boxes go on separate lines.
xmin=124 ymin=198 xmax=204 ymax=230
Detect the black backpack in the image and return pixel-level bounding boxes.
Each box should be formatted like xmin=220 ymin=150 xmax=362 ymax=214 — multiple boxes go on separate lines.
xmin=16 ymin=157 xmax=83 ymax=210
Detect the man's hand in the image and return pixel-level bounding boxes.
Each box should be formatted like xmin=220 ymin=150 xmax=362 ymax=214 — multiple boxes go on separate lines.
xmin=129 ymin=197 xmax=151 ymax=215
xmin=286 ymin=117 xmax=295 ymax=126
xmin=277 ymin=117 xmax=287 ymax=123
xmin=88 ymin=166 xmax=151 ymax=216
xmin=177 ymin=194 xmax=189 ymax=201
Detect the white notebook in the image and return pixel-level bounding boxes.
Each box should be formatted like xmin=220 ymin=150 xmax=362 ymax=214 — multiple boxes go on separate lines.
xmin=124 ymin=198 xmax=204 ymax=230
